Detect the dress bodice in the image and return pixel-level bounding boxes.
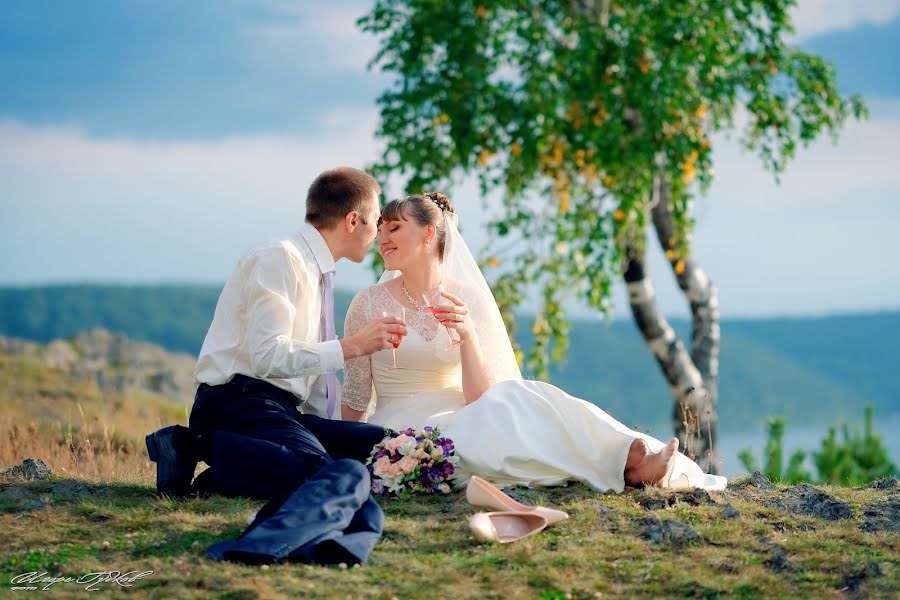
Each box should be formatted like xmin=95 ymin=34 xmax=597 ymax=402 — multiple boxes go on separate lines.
xmin=371 ymin=326 xmax=462 ymax=403
xmin=342 ymin=283 xmax=466 ymax=430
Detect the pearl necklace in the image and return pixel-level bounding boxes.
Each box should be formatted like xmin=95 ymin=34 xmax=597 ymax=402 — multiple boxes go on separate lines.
xmin=401 ymin=281 xmax=438 ymax=312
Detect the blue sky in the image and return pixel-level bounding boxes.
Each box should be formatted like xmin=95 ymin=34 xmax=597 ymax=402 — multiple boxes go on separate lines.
xmin=1 ymin=0 xmax=899 ymax=318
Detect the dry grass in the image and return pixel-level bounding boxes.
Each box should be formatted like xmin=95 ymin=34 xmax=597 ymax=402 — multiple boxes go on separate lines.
xmin=0 ymin=353 xmax=186 ymax=484
xmin=1 ymin=353 xmax=898 ymax=598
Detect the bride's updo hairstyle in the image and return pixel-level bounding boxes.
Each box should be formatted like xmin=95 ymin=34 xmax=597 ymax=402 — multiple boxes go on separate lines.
xmin=379 ymin=192 xmax=455 ymax=260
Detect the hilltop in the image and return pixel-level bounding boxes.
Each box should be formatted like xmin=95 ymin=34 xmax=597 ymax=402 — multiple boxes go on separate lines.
xmin=2 ymin=285 xmax=898 ymax=429
xmin=1 ymin=333 xmax=898 ymax=598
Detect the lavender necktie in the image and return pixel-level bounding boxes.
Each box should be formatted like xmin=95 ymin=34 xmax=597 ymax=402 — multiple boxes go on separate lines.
xmin=322 ymin=270 xmax=339 ymax=418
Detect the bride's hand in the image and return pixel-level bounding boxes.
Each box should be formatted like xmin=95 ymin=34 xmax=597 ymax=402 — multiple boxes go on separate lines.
xmin=432 ymin=291 xmax=475 ymax=341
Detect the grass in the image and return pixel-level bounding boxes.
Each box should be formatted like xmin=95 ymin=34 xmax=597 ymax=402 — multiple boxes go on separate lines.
xmin=1 ymin=353 xmax=898 ymax=598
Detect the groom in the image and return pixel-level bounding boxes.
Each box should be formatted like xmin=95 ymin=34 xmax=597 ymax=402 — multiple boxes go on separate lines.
xmin=146 ymin=166 xmax=405 ymax=564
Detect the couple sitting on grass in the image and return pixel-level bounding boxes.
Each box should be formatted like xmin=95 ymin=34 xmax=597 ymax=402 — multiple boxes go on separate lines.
xmin=146 ymin=167 xmax=726 ymax=565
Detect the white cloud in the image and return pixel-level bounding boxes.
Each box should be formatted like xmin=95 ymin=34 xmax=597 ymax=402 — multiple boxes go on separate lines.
xmin=0 ymin=111 xmax=383 ymax=285
xmin=1 ymin=96 xmax=898 ymax=317
xmin=791 ymin=0 xmax=900 ymax=39
xmin=250 ymin=1 xmax=380 ymax=72
xmin=707 ymin=98 xmax=900 ymax=206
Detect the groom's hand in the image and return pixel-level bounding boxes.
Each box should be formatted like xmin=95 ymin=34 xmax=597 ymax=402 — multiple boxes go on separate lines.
xmin=340 ymin=316 xmax=407 ymax=360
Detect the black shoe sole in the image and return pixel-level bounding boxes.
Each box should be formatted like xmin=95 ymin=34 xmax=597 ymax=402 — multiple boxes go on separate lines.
xmin=145 ymin=430 xmax=193 ymax=497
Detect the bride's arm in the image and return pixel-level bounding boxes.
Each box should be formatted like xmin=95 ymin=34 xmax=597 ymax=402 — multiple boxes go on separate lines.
xmin=341 ymin=292 xmax=376 ymax=421
xmin=436 ymin=290 xmax=494 ymax=404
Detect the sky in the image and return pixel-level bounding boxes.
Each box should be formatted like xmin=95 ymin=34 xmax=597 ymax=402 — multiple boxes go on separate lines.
xmin=1 ymin=0 xmax=899 ymax=318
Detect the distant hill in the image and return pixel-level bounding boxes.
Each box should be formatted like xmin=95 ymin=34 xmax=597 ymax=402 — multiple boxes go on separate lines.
xmin=1 ymin=284 xmax=897 ymax=429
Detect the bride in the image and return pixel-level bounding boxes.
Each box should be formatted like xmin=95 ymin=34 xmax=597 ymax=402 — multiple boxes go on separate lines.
xmin=341 ymin=192 xmax=726 ymax=492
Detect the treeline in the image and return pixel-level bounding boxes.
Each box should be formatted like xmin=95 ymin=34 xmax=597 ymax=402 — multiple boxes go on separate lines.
xmin=1 ymin=285 xmax=898 ymax=430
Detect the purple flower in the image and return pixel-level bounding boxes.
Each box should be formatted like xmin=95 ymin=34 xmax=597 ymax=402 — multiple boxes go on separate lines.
xmin=424 ymin=426 xmax=434 ymax=433
xmin=436 ymin=437 xmax=455 ymax=452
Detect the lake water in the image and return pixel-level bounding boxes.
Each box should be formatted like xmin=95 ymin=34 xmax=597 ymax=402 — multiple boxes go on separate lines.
xmin=650 ymin=414 xmax=900 ymax=478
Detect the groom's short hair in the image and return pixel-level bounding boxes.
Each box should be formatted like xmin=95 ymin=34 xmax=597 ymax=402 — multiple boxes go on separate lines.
xmin=306 ymin=167 xmax=381 ymax=229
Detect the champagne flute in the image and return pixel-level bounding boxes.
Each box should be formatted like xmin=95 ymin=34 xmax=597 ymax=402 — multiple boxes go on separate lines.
xmin=423 ymin=287 xmax=463 ymax=349
xmin=382 ymin=308 xmax=405 ymax=370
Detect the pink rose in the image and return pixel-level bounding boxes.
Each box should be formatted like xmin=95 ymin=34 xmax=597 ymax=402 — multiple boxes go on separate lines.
xmin=372 ymin=456 xmax=391 ymax=476
xmin=398 ymin=456 xmax=417 ymax=474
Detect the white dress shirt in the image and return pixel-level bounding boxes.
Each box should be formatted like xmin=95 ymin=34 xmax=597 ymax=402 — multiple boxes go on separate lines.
xmin=194 ymin=223 xmax=344 ymax=417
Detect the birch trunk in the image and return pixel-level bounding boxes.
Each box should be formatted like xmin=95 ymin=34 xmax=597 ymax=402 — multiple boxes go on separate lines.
xmin=622 ymin=173 xmax=720 ymax=472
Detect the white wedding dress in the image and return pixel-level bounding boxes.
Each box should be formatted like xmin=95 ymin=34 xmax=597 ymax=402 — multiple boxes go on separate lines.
xmin=342 ymin=283 xmax=727 ymax=493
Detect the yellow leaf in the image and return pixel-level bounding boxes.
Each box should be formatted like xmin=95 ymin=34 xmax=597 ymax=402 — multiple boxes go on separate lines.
xmin=681 ymin=163 xmax=697 ymax=184
xmin=694 ymin=103 xmax=708 ymax=120
xmin=475 ymin=5 xmax=488 ymax=18
xmin=559 ymin=190 xmax=570 ymax=214
xmin=638 ymin=56 xmax=650 ymax=74
xmin=666 ymin=249 xmax=675 ymax=260
xmin=510 ymin=142 xmax=523 ymax=156
xmin=551 ymin=140 xmax=564 ymax=164
xmin=437 ymin=112 xmax=450 ymax=124
xmin=675 ymin=260 xmax=686 ymax=274
xmin=612 ymin=208 xmax=626 ymax=222
xmin=478 ymin=149 xmax=494 ymax=166
xmin=486 ymin=256 xmax=500 ymax=267
xmin=602 ymin=174 xmax=615 ymax=187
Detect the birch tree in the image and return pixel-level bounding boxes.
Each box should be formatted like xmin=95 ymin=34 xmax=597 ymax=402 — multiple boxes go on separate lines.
xmin=360 ymin=0 xmax=865 ymax=470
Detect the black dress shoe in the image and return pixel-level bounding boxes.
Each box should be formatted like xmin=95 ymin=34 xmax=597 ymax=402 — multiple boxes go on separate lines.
xmin=145 ymin=426 xmax=197 ymax=496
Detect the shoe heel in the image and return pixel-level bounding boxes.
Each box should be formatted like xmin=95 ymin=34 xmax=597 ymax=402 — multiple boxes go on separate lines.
xmin=145 ymin=433 xmax=159 ymax=462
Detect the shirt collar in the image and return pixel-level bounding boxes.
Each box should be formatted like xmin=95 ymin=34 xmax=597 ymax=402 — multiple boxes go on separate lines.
xmin=296 ymin=222 xmax=336 ymax=275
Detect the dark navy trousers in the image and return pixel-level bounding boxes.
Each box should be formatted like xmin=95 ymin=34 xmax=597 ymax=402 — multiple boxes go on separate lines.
xmin=188 ymin=374 xmax=390 ymax=564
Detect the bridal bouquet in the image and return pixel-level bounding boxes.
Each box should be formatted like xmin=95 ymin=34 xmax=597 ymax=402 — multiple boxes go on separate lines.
xmin=365 ymin=426 xmax=459 ymax=497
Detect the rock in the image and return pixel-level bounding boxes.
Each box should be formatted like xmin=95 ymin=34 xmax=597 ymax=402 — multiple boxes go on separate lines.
xmin=593 ymin=501 xmax=614 ymax=518
xmin=732 ymin=471 xmax=776 ymax=493
xmin=51 ymin=479 xmax=94 ymax=498
xmin=839 ymin=561 xmax=881 ymax=593
xmin=749 ymin=471 xmax=777 ymax=491
xmin=1 ymin=329 xmax=197 ymax=403
xmin=45 ymin=339 xmax=79 ymax=368
xmin=0 ymin=485 xmax=48 ymax=511
xmin=859 ymin=497 xmax=900 ymax=533
xmin=635 ymin=490 xmax=675 ymax=511
xmin=867 ymin=477 xmax=898 ymax=490
xmin=781 ymin=484 xmax=852 ymax=521
xmin=638 ymin=516 xmax=700 ymax=546
xmin=720 ymin=505 xmax=740 ymax=519
xmin=1 ymin=458 xmax=53 ymax=481
xmin=765 ymin=546 xmax=792 ymax=573
xmin=677 ymin=488 xmax=716 ymax=506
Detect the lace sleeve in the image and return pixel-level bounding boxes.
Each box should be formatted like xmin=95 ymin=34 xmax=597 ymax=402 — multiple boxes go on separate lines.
xmin=341 ymin=288 xmax=376 ymax=413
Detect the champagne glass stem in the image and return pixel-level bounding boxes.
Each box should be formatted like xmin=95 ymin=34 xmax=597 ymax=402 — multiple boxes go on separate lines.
xmin=383 ymin=309 xmax=402 ymax=370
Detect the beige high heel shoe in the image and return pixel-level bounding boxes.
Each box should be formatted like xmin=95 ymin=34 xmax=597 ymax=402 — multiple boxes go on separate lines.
xmin=466 ymin=476 xmax=569 ymax=526
xmin=469 ymin=511 xmax=549 ymax=544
